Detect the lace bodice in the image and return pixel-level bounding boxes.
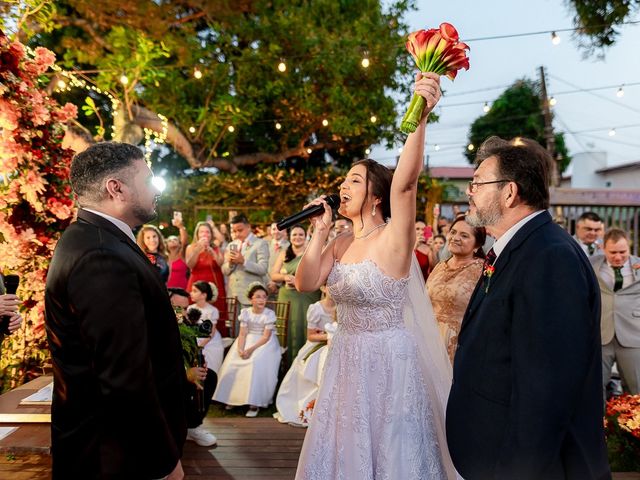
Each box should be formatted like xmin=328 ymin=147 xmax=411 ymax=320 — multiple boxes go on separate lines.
xmin=327 ymin=259 xmax=409 ymax=333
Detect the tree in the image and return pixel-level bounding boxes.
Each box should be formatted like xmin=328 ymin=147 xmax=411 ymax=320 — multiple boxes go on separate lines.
xmin=464 ymin=79 xmax=570 ymax=173
xmin=7 ymin=0 xmax=417 ymax=173
xmin=566 ymin=0 xmax=639 ymax=54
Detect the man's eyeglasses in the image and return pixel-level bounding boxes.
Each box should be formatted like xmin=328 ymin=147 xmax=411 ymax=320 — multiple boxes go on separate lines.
xmin=467 ymin=179 xmax=509 ymax=194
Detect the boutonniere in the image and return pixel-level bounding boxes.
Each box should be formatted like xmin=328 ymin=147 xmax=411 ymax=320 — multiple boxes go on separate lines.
xmin=632 ymin=263 xmax=640 ymax=271
xmin=483 ymin=265 xmax=495 ymax=293
xmin=146 ymin=253 xmax=157 ymax=265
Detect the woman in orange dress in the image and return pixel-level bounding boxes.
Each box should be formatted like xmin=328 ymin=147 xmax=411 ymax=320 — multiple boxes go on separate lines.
xmin=426 ymin=215 xmax=486 ymax=362
xmin=186 ymin=221 xmax=228 ymax=336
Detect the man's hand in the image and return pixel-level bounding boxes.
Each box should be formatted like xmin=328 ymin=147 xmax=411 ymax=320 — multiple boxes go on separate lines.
xmin=186 ymin=366 xmax=207 ymax=390
xmin=229 ymin=250 xmax=245 ymax=265
xmin=0 ymin=294 xmax=20 ymax=318
xmin=7 ymin=312 xmax=22 ymax=334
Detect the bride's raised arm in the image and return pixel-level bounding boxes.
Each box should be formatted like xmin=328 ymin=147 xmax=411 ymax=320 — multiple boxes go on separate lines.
xmin=387 ymin=72 xmax=441 ymax=265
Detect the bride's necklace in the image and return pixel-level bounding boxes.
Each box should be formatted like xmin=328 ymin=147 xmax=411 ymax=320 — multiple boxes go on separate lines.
xmin=354 ymin=221 xmax=388 ymax=239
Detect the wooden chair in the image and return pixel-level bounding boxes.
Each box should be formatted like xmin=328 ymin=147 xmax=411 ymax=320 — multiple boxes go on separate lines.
xmin=218 ymin=296 xmax=239 ymax=338
xmin=266 ymin=300 xmax=291 ymax=375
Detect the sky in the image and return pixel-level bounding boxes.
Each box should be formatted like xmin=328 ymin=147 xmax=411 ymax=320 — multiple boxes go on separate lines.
xmin=373 ymin=0 xmax=640 ymax=171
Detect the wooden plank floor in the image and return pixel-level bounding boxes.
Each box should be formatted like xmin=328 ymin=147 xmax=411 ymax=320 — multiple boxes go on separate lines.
xmin=2 ymin=418 xmax=640 ymax=480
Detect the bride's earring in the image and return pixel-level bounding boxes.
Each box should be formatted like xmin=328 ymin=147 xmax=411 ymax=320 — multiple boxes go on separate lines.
xmin=372 ymin=203 xmax=377 ymax=217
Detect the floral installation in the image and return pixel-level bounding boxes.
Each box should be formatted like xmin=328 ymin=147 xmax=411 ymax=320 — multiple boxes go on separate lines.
xmin=208 ymin=281 xmax=219 ymax=303
xmin=604 ymin=394 xmax=640 ymax=471
xmin=400 ymin=22 xmax=470 ymax=134
xmin=298 ymin=399 xmax=316 ymax=426
xmin=483 ymin=264 xmax=495 ymax=293
xmin=0 ymin=31 xmax=77 ymax=391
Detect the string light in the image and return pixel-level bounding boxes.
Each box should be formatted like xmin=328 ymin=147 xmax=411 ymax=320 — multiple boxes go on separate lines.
xmin=467 ymin=143 xmax=475 ymax=151
xmin=322 ymin=118 xmax=329 ymax=127
xmin=193 ymin=67 xmax=202 ymax=79
xmin=548 ymin=96 xmax=557 ymax=106
xmin=434 ymin=144 xmax=440 ymax=151
xmin=551 ymin=31 xmax=561 ymax=45
xmin=361 ymin=51 xmax=370 ymax=69
xmin=189 ymin=126 xmax=196 ymax=133
xmin=370 ymin=115 xmax=377 ymax=123
xmin=119 ymin=74 xmax=129 ymax=85
xmin=56 ymin=79 xmax=66 ymax=90
xmin=483 ymin=102 xmax=490 ymax=113
xmin=306 ymin=148 xmax=312 ymax=154
xmin=275 ymin=122 xmax=282 ymax=130
xmin=277 ymin=59 xmax=286 ymax=73
xmin=365 ymin=148 xmax=371 ymax=155
xmin=398 ymin=147 xmax=403 ymax=153
xmin=227 ymin=125 xmax=235 ymax=133
xmin=608 ymin=128 xmax=616 ymax=136
xmin=616 ymin=86 xmax=625 ymax=98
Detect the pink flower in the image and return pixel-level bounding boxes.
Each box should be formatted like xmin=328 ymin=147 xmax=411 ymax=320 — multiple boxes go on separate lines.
xmin=9 ymin=41 xmax=25 ymax=61
xmin=0 ymin=98 xmax=21 ymax=131
xmin=31 ymin=103 xmax=51 ymax=126
xmin=47 ymin=198 xmax=73 ymax=220
xmin=54 ymin=102 xmax=78 ymax=122
xmin=34 ymin=47 xmax=56 ymax=73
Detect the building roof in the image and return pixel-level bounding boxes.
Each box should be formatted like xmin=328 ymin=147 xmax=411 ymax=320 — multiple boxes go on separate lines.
xmin=595 ymin=160 xmax=640 ymax=174
xmin=428 ymin=166 xmax=475 ymax=179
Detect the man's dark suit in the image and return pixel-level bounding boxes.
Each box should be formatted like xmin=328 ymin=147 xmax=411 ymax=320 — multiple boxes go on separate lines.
xmin=45 ymin=209 xmax=187 ymax=479
xmin=446 ymin=211 xmax=610 ymax=480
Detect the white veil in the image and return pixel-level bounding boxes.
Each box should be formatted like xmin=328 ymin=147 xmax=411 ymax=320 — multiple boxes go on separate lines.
xmin=404 ymin=255 xmax=458 ymax=479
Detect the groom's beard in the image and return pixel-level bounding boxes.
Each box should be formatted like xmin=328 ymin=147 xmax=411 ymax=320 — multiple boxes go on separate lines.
xmin=467 ymin=196 xmax=503 ymax=228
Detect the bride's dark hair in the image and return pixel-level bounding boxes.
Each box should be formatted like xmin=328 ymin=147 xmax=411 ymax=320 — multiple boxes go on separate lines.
xmin=351 ymin=159 xmax=393 ymax=226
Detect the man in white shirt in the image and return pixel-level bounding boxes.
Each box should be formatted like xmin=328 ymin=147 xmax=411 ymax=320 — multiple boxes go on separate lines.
xmin=590 ymin=229 xmax=640 ymax=398
xmin=574 ymin=211 xmax=604 ymax=257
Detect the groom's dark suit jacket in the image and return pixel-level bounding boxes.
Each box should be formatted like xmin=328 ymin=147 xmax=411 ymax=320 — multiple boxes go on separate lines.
xmin=446 ymin=211 xmax=610 ymax=480
xmin=45 ymin=209 xmax=187 ymax=479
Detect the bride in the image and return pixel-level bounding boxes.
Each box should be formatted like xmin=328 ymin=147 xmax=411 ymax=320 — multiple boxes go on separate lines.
xmin=294 ymin=72 xmax=456 ymax=479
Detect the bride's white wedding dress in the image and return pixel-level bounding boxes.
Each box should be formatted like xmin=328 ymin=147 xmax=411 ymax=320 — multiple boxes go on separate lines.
xmin=295 ymin=258 xmax=456 ymax=479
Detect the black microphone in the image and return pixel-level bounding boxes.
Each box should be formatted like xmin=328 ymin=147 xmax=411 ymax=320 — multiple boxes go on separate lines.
xmin=276 ymin=194 xmax=341 ymax=231
xmin=1 ymin=275 xmax=19 ymax=335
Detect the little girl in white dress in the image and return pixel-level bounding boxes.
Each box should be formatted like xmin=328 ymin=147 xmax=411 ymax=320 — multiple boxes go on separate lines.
xmin=212 ymin=282 xmax=282 ymax=417
xmin=274 ymin=287 xmax=335 ymax=425
xmin=187 ymin=281 xmax=224 ymax=374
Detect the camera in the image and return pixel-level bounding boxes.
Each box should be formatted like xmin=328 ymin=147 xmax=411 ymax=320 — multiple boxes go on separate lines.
xmin=197 ymin=320 xmax=213 ymax=338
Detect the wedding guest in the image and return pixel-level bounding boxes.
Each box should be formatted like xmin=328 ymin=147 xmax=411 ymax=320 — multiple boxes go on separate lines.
xmin=168 ymin=287 xmax=218 ymax=447
xmin=188 ymin=281 xmax=224 ymax=375
xmin=427 ymin=215 xmax=485 ymax=362
xmin=0 ymin=274 xmax=23 ymax=343
xmin=136 ymin=224 xmax=170 ymax=283
xmin=446 ymin=136 xmax=610 ymax=479
xmin=166 ymin=215 xmax=190 ymax=289
xmin=212 ymin=283 xmax=282 ymax=417
xmin=334 ymin=217 xmax=353 ymax=236
xmin=222 ymin=214 xmax=270 ymax=308
xmin=271 ymin=224 xmax=321 ymax=360
xmin=274 ymin=286 xmax=336 ymax=425
xmin=574 ymin=211 xmax=604 ymax=257
xmin=415 ymin=219 xmax=436 ymax=280
xmin=186 ymin=221 xmax=228 ymax=336
xmin=590 ymin=229 xmax=640 ymax=398
xmin=45 ymin=142 xmax=185 ymax=479
xmin=433 ymin=234 xmax=446 ymax=255
xmin=267 ymin=222 xmax=290 ymax=298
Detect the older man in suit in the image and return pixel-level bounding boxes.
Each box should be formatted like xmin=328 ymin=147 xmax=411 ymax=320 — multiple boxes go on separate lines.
xmin=222 ymin=214 xmax=270 ymax=308
xmin=590 ymin=228 xmax=640 ymax=396
xmin=446 ymin=136 xmax=610 ymax=480
xmin=574 ymin=211 xmax=604 ymax=257
xmin=45 ymin=142 xmax=186 ymax=479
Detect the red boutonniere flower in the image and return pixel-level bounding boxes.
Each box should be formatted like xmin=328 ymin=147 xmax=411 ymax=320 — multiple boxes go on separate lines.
xmin=146 ymin=253 xmax=157 ymax=265
xmin=483 ymin=265 xmax=495 ymax=293
xmin=632 ymin=263 xmax=640 ymax=271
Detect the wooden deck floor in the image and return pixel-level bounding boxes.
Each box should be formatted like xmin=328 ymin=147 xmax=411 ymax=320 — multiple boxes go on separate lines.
xmin=2 ymin=418 xmax=640 ymax=479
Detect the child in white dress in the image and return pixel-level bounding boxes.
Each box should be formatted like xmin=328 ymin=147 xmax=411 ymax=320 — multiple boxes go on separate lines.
xmin=212 ymin=282 xmax=282 ymax=417
xmin=188 ymin=281 xmax=224 ymax=374
xmin=274 ymin=287 xmax=335 ymax=425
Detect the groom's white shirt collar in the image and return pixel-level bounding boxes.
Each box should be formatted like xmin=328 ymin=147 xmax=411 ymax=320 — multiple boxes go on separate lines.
xmin=492 ymin=210 xmax=544 ymax=260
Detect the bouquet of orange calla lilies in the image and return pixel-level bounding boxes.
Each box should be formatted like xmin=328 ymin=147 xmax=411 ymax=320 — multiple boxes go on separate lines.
xmin=400 ymin=22 xmax=470 ymax=134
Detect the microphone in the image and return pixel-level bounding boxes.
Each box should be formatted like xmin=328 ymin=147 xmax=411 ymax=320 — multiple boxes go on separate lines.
xmin=1 ymin=275 xmax=19 ymax=335
xmin=276 ymin=194 xmax=341 ymax=231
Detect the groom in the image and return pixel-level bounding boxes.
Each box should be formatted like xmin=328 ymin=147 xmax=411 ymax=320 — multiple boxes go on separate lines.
xmin=446 ymin=137 xmax=610 ymax=479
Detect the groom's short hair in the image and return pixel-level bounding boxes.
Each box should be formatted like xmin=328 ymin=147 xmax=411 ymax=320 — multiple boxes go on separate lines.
xmin=475 ymin=136 xmax=552 ymax=211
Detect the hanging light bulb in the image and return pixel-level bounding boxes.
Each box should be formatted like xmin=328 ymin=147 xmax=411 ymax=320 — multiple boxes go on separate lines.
xmin=306 ymin=148 xmax=312 ymax=154
xmin=119 ymin=74 xmax=129 ymax=85
xmin=275 ymin=122 xmax=282 ymax=130
xmin=277 ymin=59 xmax=286 ymax=72
xmin=322 ymin=118 xmax=329 ymax=127
xmin=370 ymin=115 xmax=377 ymax=123
xmin=616 ymin=86 xmax=625 ymax=98
xmin=56 ymin=79 xmax=67 ymax=90
xmin=193 ymin=67 xmax=203 ymax=79
xmin=608 ymin=128 xmax=616 ymax=137
xmin=548 ymin=96 xmax=557 ymax=106
xmin=467 ymin=143 xmax=475 ymax=151
xmin=227 ymin=125 xmax=235 ymax=133
xmin=361 ymin=52 xmax=370 ymax=68
xmin=434 ymin=144 xmax=440 ymax=151
xmin=189 ymin=126 xmax=196 ymax=134
xmin=483 ymin=102 xmax=490 ymax=113
xmin=365 ymin=148 xmax=371 ymax=155
xmin=551 ymin=31 xmax=561 ymax=45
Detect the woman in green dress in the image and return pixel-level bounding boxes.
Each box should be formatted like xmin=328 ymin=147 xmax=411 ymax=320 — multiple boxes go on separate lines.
xmin=270 ymin=224 xmax=321 ymax=363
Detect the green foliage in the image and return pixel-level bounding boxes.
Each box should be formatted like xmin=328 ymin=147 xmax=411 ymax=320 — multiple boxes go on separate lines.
xmin=464 ymin=79 xmax=570 ymax=173
xmin=567 ymin=0 xmax=639 ymax=54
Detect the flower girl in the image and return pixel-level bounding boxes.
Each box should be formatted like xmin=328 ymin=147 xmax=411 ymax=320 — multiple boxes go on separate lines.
xmin=187 ymin=281 xmax=224 ymax=374
xmin=212 ymin=282 xmax=282 ymax=417
xmin=274 ymin=287 xmax=336 ymax=425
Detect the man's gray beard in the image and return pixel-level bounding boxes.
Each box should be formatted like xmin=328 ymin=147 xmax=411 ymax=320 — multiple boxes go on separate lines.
xmin=466 ymin=203 xmax=503 ymax=228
